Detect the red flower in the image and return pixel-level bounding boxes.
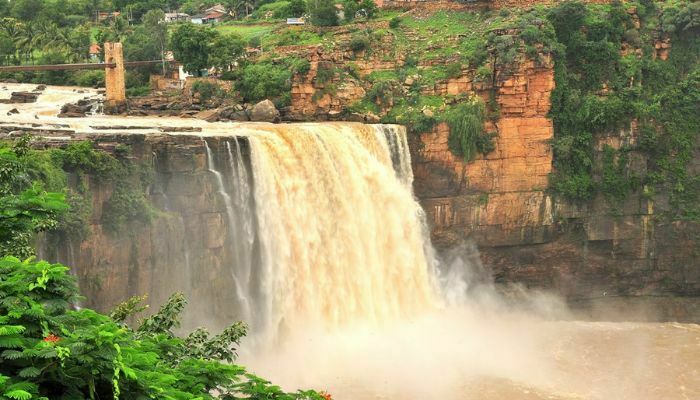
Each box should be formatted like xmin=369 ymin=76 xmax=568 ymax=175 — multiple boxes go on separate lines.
xmin=319 ymin=391 xmax=332 ymax=400
xmin=43 ymin=334 xmax=60 ymax=343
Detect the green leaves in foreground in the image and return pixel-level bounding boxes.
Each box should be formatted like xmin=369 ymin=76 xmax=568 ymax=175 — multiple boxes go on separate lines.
xmin=0 ymin=256 xmax=324 ymax=400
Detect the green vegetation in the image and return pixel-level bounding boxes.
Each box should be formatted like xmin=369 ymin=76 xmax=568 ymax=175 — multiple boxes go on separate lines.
xmin=0 ymin=256 xmax=324 ymax=399
xmin=444 ymin=99 xmax=495 ymax=162
xmin=171 ymin=23 xmax=218 ymax=75
xmin=1 ymin=137 xmax=156 ymax=242
xmin=349 ymin=33 xmax=370 ymax=52
xmin=1 ymin=136 xmax=69 ymax=258
xmin=214 ymin=22 xmax=277 ymax=41
xmin=191 ymin=79 xmax=228 ymax=104
xmin=237 ymin=62 xmax=289 ymax=102
xmin=544 ymin=0 xmax=700 ymax=219
xmin=308 ymin=0 xmax=339 ymax=27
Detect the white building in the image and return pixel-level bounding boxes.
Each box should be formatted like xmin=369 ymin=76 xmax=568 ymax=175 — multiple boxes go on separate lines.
xmin=164 ymin=12 xmax=190 ymax=22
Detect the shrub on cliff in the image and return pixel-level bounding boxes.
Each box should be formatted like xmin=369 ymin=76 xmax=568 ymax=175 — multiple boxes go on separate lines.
xmin=0 ymin=137 xmax=69 ymax=258
xmin=389 ymin=16 xmax=401 ymax=29
xmin=443 ymin=98 xmax=496 ymax=162
xmin=191 ymin=80 xmax=227 ymax=104
xmin=237 ymin=62 xmax=292 ymax=103
xmin=349 ymin=34 xmax=370 ymax=52
xmin=307 ymin=0 xmax=339 ymax=26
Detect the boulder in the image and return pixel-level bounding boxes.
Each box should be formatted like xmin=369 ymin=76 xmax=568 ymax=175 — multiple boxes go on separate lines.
xmin=249 ymin=99 xmax=279 ymax=122
xmin=35 ymin=84 xmax=46 ymax=91
xmin=58 ymin=99 xmax=94 ymax=118
xmin=194 ymin=109 xmax=220 ymax=122
xmin=9 ymin=91 xmax=38 ymax=103
xmin=230 ymin=110 xmax=250 ymax=121
xmin=6 ymin=108 xmax=18 ymax=115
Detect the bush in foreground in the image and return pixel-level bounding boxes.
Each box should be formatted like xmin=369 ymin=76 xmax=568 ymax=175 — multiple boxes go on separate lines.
xmin=0 ymin=256 xmax=324 ymax=400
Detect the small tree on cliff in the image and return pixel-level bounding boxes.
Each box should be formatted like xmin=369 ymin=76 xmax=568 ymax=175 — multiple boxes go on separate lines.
xmin=288 ymin=0 xmax=307 ymax=17
xmin=170 ymin=23 xmax=218 ymax=75
xmin=308 ymin=0 xmax=339 ymax=26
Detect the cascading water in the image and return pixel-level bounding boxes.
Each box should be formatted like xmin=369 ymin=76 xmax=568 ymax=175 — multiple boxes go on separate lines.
xmin=204 ymin=139 xmax=253 ymax=323
xmin=245 ymin=124 xmax=438 ymax=338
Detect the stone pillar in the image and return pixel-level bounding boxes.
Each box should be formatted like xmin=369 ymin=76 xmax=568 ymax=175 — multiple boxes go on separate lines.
xmin=104 ymin=42 xmax=127 ymax=114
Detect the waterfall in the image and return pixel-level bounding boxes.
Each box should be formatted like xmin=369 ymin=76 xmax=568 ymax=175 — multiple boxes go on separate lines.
xmin=243 ymin=123 xmax=438 ymax=338
xmin=203 ymin=139 xmax=252 ymax=323
xmin=374 ymin=124 xmax=414 ymax=188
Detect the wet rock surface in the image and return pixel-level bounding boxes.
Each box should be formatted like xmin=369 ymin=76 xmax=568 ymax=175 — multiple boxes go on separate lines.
xmin=0 ymin=91 xmax=39 ymax=103
xmin=59 ymin=99 xmax=96 ymax=118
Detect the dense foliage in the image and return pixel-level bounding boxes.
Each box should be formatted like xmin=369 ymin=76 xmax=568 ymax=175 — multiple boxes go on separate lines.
xmin=307 ymin=0 xmax=339 ymax=26
xmin=545 ymin=0 xmax=700 ymax=219
xmin=0 ymin=257 xmax=324 ymax=399
xmin=0 ymin=137 xmax=68 ymax=259
xmin=444 ymin=99 xmax=496 ymax=162
xmin=0 ymin=137 xmax=156 ymax=251
xmin=170 ymin=23 xmax=218 ymax=75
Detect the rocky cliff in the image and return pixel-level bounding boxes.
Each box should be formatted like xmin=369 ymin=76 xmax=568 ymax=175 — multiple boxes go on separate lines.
xmin=31 ymin=132 xmax=255 ymax=330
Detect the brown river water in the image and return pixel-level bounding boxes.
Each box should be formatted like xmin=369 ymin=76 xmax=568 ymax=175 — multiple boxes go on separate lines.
xmin=2 ymin=84 xmax=699 ymax=400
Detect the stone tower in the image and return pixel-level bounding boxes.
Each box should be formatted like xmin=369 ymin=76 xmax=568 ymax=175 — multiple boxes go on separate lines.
xmin=104 ymin=42 xmax=127 ymax=114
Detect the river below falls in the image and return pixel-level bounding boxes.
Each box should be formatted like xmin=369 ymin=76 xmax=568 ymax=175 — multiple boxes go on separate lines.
xmin=240 ymin=306 xmax=700 ymax=400
xmin=2 ymin=84 xmax=699 ymax=400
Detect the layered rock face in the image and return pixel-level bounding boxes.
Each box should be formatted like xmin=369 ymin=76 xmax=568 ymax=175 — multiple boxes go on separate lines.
xmin=413 ymin=57 xmax=555 ymax=249
xmin=411 ymin=58 xmax=700 ymax=302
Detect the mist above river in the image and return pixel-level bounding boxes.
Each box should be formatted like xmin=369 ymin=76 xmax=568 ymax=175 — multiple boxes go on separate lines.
xmin=242 ymin=279 xmax=700 ymax=400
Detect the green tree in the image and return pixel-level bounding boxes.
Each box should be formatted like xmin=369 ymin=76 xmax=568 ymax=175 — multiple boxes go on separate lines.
xmin=170 ymin=23 xmax=217 ymax=75
xmin=288 ymin=0 xmax=306 ymax=17
xmin=209 ymin=32 xmax=245 ymax=71
xmin=10 ymin=0 xmax=43 ymax=21
xmin=66 ymin=24 xmax=92 ymax=62
xmin=358 ymin=0 xmax=376 ymax=19
xmin=307 ymin=0 xmax=338 ymax=26
xmin=142 ymin=9 xmax=168 ymax=73
xmin=0 ymin=18 xmax=25 ymax=63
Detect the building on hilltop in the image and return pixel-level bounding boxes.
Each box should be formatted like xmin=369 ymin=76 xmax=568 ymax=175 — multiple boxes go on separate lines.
xmin=191 ymin=11 xmax=225 ymax=24
xmin=165 ymin=12 xmax=190 ymax=23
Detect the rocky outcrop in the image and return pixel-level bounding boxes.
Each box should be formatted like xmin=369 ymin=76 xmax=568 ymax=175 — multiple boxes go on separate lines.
xmin=409 ymin=54 xmax=700 ymax=301
xmin=249 ymin=99 xmax=279 ymax=122
xmin=59 ymin=99 xmax=98 ymax=118
xmin=413 ymin=56 xmax=555 ymax=250
xmin=0 ymin=91 xmax=39 ymax=104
